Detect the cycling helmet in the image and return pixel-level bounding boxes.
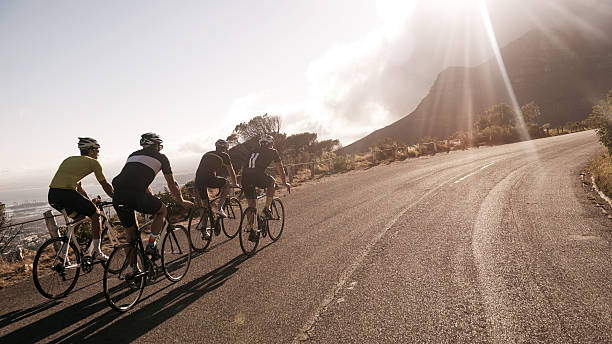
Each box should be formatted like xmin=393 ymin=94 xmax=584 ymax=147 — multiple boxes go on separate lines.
xmin=215 ymin=139 xmax=229 ymax=151
xmin=140 ymin=132 xmax=163 ymax=147
xmin=259 ymin=135 xmax=274 ymax=146
xmin=77 ymin=137 xmax=100 ymax=150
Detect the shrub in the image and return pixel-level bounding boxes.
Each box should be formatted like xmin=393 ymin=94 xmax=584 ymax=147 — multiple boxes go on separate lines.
xmin=590 ymin=153 xmax=612 ymax=198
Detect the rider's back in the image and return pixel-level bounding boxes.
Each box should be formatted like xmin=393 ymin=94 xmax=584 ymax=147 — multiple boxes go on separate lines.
xmin=112 ymin=147 xmax=172 ymax=191
xmin=50 ymin=156 xmax=105 ymax=190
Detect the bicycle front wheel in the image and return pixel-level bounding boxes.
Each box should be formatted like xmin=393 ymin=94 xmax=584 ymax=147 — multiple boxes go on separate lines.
xmin=103 ymin=244 xmax=146 ymax=312
xmin=161 ymin=225 xmax=192 ymax=282
xmin=239 ymin=207 xmax=259 ymax=256
xmin=33 ymin=237 xmax=81 ymax=299
xmin=222 ymin=197 xmax=243 ymax=238
xmin=267 ymin=198 xmax=285 ymax=241
xmin=187 ymin=208 xmax=212 ymax=253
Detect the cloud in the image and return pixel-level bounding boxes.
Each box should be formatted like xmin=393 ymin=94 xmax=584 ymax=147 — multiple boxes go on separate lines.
xmin=177 ymin=0 xmax=611 ymax=149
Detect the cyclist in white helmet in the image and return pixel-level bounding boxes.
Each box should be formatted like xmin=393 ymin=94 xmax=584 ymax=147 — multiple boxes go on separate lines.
xmin=242 ymin=135 xmax=290 ymax=241
xmin=48 ymin=137 xmax=114 ymax=261
xmin=194 ymin=139 xmax=239 ymax=220
xmin=112 ymin=133 xmax=194 ymax=259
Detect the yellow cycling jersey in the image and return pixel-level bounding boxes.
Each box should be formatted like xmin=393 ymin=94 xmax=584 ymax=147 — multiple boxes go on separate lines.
xmin=49 ymin=156 xmax=107 ymax=190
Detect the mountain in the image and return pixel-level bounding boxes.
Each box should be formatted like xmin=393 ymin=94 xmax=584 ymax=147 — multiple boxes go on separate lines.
xmin=342 ymin=26 xmax=612 ymax=153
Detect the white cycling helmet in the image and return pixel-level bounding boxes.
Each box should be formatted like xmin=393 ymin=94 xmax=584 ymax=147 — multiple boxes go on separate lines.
xmin=140 ymin=132 xmax=163 ymax=147
xmin=215 ymin=139 xmax=229 ymax=150
xmin=259 ymin=135 xmax=274 ymax=145
xmin=77 ymin=137 xmax=100 ymax=150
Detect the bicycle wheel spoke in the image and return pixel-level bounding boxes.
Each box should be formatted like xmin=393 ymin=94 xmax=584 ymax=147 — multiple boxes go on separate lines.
xmin=267 ymin=199 xmax=285 ymax=241
xmin=239 ymin=208 xmax=259 ymax=256
xmin=188 ymin=209 xmax=212 ymax=252
xmin=33 ymin=238 xmax=80 ymax=299
xmin=222 ymin=198 xmax=243 ymax=238
xmin=162 ymin=225 xmax=191 ymax=282
xmin=104 ymin=244 xmax=145 ymax=312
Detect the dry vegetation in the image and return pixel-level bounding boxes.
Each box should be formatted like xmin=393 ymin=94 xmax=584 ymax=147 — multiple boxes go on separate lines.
xmin=590 ymin=153 xmax=612 ymax=198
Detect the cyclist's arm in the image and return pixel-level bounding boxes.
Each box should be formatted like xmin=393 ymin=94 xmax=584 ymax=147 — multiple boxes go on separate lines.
xmin=274 ymin=161 xmax=288 ymax=184
xmin=226 ymin=163 xmax=238 ymax=186
xmin=164 ymin=174 xmax=194 ymax=208
xmin=99 ymin=179 xmax=114 ymax=198
xmin=76 ymin=181 xmax=89 ymax=199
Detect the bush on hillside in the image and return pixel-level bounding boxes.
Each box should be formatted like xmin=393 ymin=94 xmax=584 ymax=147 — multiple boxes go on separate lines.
xmin=590 ymin=153 xmax=612 ymax=198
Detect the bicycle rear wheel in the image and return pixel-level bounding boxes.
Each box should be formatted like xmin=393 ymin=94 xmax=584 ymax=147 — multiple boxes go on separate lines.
xmin=161 ymin=225 xmax=192 ymax=282
xmin=222 ymin=197 xmax=243 ymax=238
xmin=103 ymin=244 xmax=146 ymax=312
xmin=239 ymin=207 xmax=259 ymax=256
xmin=267 ymin=198 xmax=285 ymax=241
xmin=99 ymin=224 xmax=123 ymax=256
xmin=33 ymin=237 xmax=81 ymax=299
xmin=187 ymin=208 xmax=212 ymax=252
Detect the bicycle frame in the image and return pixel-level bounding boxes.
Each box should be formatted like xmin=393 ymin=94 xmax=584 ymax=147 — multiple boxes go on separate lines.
xmin=56 ymin=204 xmax=121 ymax=268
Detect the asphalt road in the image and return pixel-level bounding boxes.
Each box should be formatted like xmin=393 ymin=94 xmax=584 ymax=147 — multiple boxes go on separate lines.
xmin=1 ymin=131 xmax=611 ymax=343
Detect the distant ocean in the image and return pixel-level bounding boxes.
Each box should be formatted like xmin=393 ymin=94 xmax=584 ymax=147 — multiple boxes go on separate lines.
xmin=2 ymin=172 xmax=194 ymax=204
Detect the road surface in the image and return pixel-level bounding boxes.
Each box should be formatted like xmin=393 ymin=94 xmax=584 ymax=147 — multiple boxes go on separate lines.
xmin=1 ymin=130 xmax=611 ymax=343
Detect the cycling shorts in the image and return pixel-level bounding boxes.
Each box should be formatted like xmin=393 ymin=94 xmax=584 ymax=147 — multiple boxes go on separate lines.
xmin=48 ymin=188 xmax=96 ymax=218
xmin=196 ymin=173 xmax=227 ymax=189
xmin=112 ymin=190 xmax=163 ymax=228
xmin=242 ymin=172 xmax=275 ymax=199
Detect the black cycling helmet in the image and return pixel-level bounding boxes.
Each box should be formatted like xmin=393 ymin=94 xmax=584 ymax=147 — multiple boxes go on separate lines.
xmin=78 ymin=137 xmax=100 ymax=150
xmin=259 ymin=135 xmax=274 ymax=146
xmin=215 ymin=139 xmax=229 ymax=151
xmin=140 ymin=132 xmax=163 ymax=147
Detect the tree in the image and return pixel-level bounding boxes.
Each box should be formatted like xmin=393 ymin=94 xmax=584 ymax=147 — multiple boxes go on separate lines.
xmin=0 ymin=201 xmax=22 ymax=256
xmin=286 ymin=132 xmax=318 ymax=153
xmin=588 ymin=89 xmax=612 ymax=155
xmin=483 ymin=103 xmax=515 ymax=127
xmin=229 ymin=113 xmax=282 ymax=144
xmin=520 ymin=101 xmax=542 ymax=124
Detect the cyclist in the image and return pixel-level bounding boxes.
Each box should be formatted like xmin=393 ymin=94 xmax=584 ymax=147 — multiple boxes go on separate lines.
xmin=48 ymin=137 xmax=114 ymax=261
xmin=112 ymin=133 xmax=194 ymax=260
xmin=242 ymin=135 xmax=290 ymax=241
xmin=194 ymin=139 xmax=239 ymax=219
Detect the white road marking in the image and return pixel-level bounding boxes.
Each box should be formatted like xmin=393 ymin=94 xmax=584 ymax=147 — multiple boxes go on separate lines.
xmin=292 ymin=174 xmax=459 ymax=343
xmin=454 ymin=162 xmax=495 ymax=183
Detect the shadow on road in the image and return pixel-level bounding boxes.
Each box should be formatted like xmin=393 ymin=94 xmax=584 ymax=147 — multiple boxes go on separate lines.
xmin=0 ymin=254 xmax=249 ymax=343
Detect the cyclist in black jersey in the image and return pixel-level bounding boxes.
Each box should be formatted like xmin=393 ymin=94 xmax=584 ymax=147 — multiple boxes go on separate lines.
xmin=242 ymin=135 xmax=290 ymax=241
xmin=112 ymin=133 xmax=194 ymax=258
xmin=194 ymin=139 xmax=239 ymax=218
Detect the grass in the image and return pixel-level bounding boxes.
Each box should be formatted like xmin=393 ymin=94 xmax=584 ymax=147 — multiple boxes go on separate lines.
xmin=590 ymin=153 xmax=612 ymax=198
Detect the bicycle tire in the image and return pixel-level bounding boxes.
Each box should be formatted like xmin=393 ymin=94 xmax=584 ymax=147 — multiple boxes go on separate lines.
xmin=239 ymin=207 xmax=259 ymax=256
xmin=161 ymin=225 xmax=192 ymax=282
xmin=103 ymin=244 xmax=146 ymax=312
xmin=267 ymin=198 xmax=285 ymax=241
xmin=187 ymin=207 xmax=212 ymax=252
xmin=33 ymin=237 xmax=81 ymax=299
xmin=221 ymin=197 xmax=243 ymax=238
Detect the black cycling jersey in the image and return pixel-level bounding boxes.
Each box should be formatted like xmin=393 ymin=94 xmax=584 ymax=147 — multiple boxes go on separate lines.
xmin=112 ymin=147 xmax=172 ymax=191
xmin=196 ymin=151 xmax=230 ymax=177
xmin=244 ymin=147 xmax=281 ymax=173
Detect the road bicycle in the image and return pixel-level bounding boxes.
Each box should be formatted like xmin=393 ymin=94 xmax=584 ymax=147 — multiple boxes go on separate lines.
xmin=187 ymin=186 xmax=243 ymax=252
xmin=103 ymin=205 xmax=192 ymax=312
xmin=238 ymin=186 xmax=285 ymax=256
xmin=32 ymin=201 xmax=122 ymax=299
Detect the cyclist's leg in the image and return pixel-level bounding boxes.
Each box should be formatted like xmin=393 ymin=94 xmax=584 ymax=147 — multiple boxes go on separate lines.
xmin=113 ymin=196 xmax=139 ymax=265
xmin=142 ymin=197 xmax=165 ymax=247
xmin=242 ymin=174 xmax=257 ymax=228
xmin=262 ymin=174 xmax=276 ymax=215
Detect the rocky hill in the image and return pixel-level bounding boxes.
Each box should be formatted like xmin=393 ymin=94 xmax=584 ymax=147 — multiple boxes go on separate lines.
xmin=342 ymin=26 xmax=612 ymax=153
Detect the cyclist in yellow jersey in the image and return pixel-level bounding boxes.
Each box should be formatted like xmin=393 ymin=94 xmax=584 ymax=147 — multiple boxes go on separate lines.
xmin=48 ymin=137 xmax=114 ymax=261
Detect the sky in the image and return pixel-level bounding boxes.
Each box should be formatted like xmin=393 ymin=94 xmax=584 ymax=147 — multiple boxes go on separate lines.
xmin=1 ymin=0 xmax=610 ymax=204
